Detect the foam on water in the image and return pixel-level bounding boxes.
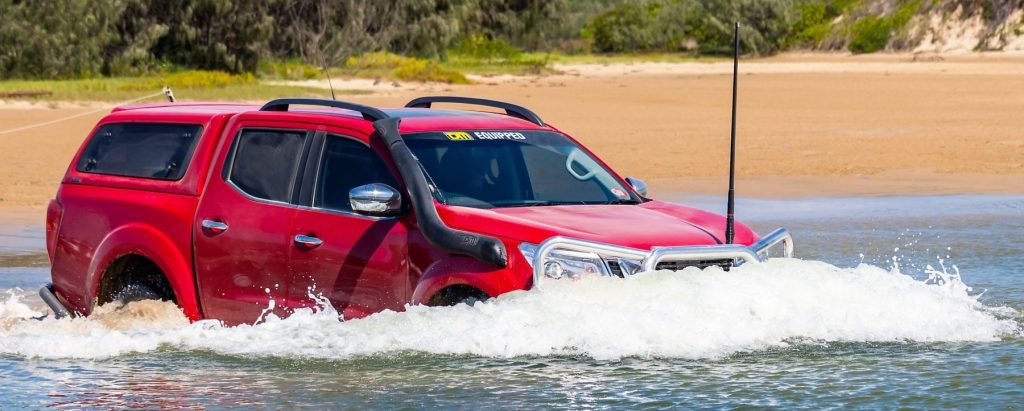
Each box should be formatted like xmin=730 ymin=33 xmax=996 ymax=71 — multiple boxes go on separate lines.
xmin=0 ymin=259 xmax=1018 ymax=360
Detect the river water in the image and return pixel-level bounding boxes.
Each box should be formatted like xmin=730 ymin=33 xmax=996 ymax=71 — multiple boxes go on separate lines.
xmin=0 ymin=195 xmax=1021 ymax=408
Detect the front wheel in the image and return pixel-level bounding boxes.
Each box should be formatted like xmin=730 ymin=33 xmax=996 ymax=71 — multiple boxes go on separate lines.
xmin=428 ymin=285 xmax=490 ymax=307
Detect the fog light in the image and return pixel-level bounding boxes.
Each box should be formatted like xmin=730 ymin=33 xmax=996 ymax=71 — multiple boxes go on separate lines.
xmin=544 ymin=261 xmax=564 ymax=279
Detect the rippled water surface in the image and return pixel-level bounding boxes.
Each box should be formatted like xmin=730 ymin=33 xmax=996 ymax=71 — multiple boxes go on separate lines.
xmin=1 ymin=195 xmax=1021 ymax=408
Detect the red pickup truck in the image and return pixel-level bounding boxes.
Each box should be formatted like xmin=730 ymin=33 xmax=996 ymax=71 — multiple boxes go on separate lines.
xmin=41 ymin=97 xmax=793 ymax=325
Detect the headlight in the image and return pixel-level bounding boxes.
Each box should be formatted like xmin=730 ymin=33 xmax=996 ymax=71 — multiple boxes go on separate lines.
xmin=519 ymin=242 xmax=640 ymax=279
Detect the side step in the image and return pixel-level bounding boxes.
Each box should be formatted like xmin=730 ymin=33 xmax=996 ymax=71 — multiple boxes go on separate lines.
xmin=38 ymin=283 xmax=72 ymax=319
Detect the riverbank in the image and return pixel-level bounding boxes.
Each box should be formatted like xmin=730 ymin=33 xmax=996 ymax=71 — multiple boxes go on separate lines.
xmin=1 ymin=52 xmax=1021 ymax=215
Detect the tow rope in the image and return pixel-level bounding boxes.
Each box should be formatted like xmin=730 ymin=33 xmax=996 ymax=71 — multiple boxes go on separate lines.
xmin=0 ymin=87 xmax=174 ymax=136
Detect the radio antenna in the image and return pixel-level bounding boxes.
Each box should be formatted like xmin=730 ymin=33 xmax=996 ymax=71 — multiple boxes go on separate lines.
xmin=725 ymin=22 xmax=740 ymax=244
xmin=319 ymin=52 xmax=337 ymax=101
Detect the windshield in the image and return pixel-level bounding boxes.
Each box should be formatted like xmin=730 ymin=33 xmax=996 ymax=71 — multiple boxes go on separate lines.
xmin=404 ymin=130 xmax=638 ymax=208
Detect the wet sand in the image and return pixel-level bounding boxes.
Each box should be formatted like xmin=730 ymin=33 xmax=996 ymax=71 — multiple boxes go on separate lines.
xmin=1 ymin=52 xmax=1022 ymax=216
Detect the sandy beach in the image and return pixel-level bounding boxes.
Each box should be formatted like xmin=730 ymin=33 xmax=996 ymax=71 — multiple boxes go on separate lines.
xmin=1 ymin=52 xmax=1021 ymax=216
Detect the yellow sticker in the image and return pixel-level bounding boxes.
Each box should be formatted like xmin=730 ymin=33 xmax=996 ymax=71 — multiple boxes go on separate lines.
xmin=444 ymin=131 xmax=473 ymax=141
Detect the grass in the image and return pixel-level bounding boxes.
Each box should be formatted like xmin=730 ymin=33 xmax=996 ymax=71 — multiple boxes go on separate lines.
xmin=0 ymin=50 xmax=739 ymax=103
xmin=258 ymin=59 xmax=322 ymax=81
xmin=0 ymin=71 xmax=354 ymax=103
xmin=547 ymin=52 xmax=729 ymax=64
xmin=442 ymin=53 xmax=553 ymax=76
xmin=339 ymin=52 xmax=470 ymax=84
xmin=338 ymin=50 xmax=724 ymax=79
xmin=442 ymin=35 xmax=554 ymax=76
xmin=439 ymin=36 xmax=723 ymax=75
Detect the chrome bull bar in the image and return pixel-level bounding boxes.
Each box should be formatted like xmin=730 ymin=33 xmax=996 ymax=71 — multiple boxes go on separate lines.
xmin=531 ymin=228 xmax=793 ymax=288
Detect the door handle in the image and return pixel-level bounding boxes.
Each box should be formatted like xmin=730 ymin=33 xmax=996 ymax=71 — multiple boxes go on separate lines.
xmin=294 ymin=234 xmax=323 ymax=249
xmin=201 ymin=219 xmax=228 ymax=234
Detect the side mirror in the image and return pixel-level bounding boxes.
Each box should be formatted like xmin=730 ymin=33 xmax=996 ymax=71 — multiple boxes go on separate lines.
xmin=625 ymin=177 xmax=648 ymax=197
xmin=349 ymin=183 xmax=401 ymax=216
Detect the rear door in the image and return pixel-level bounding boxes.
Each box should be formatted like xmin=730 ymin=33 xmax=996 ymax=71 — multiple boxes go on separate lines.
xmin=193 ymin=124 xmax=313 ymax=324
xmin=287 ymin=132 xmax=412 ymax=319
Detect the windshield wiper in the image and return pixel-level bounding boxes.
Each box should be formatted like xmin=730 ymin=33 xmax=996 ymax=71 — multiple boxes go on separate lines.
xmin=496 ymin=200 xmax=587 ymax=208
xmin=602 ymin=199 xmax=641 ymax=205
xmin=495 ymin=199 xmax=639 ymax=207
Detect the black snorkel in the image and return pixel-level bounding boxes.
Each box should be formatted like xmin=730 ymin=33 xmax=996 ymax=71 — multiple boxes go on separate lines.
xmin=373 ymin=118 xmax=508 ymax=268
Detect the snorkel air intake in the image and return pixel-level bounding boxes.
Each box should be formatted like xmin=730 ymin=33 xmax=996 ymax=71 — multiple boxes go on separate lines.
xmin=373 ymin=118 xmax=508 ymax=268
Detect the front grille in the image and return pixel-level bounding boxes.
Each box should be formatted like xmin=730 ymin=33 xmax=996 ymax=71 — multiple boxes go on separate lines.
xmin=655 ymin=259 xmax=734 ymax=272
xmin=606 ymin=260 xmax=625 ymax=278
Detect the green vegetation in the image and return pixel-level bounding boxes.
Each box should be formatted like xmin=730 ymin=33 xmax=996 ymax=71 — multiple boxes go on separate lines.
xmin=848 ymin=16 xmax=893 ymax=53
xmin=0 ymin=72 xmax=346 ymax=102
xmin=0 ymin=0 xmax=1019 ymax=101
xmin=548 ymin=52 xmax=725 ymax=64
xmin=341 ymin=53 xmax=470 ymax=84
xmin=257 ymin=60 xmax=322 ymax=81
xmin=848 ymin=0 xmax=922 ymax=53
xmin=445 ymin=35 xmax=552 ymax=75
xmin=584 ymin=2 xmax=666 ymax=53
xmin=582 ymin=0 xmax=804 ymax=55
xmin=0 ymin=0 xmax=959 ymax=81
xmin=577 ymin=0 xmax=936 ymax=55
xmin=786 ymin=0 xmax=861 ymax=46
xmin=0 ymin=0 xmax=576 ymax=80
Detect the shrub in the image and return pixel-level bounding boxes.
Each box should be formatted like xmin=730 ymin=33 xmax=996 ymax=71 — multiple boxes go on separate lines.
xmin=0 ymin=0 xmax=124 ymax=79
xmin=159 ymin=71 xmax=255 ymax=88
xmin=585 ymin=2 xmax=664 ymax=53
xmin=847 ymin=0 xmax=921 ymax=54
xmin=450 ymin=34 xmax=525 ymax=61
xmin=344 ymin=52 xmax=470 ymax=84
xmin=848 ymin=16 xmax=892 ymax=53
xmin=390 ymin=59 xmax=470 ymax=83
xmin=258 ymin=59 xmax=321 ymax=80
xmin=582 ymin=0 xmax=802 ymax=56
xmin=785 ymin=0 xmax=864 ymax=48
xmin=112 ymin=70 xmax=255 ymax=91
xmin=446 ymin=34 xmax=551 ymax=75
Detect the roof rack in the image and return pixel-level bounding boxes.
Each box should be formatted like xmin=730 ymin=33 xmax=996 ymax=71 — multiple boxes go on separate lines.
xmin=404 ymin=96 xmax=544 ymax=126
xmin=260 ymin=98 xmax=389 ymax=121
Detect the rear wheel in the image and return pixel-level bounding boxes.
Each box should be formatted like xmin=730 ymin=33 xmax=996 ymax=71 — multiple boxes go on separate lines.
xmin=97 ymin=255 xmax=176 ymax=308
xmin=112 ymin=283 xmax=163 ymax=304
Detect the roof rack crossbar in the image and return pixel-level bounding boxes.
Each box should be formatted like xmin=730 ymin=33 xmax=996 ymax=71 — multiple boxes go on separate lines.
xmin=260 ymin=98 xmax=389 ymax=121
xmin=404 ymin=96 xmax=544 ymax=126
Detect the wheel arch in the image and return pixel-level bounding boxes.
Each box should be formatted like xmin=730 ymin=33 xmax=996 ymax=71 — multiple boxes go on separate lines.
xmin=87 ymin=223 xmax=201 ymax=320
xmin=426 ymin=284 xmax=490 ymax=306
xmin=95 ymin=253 xmax=176 ymax=305
xmin=411 ymin=255 xmax=526 ymax=306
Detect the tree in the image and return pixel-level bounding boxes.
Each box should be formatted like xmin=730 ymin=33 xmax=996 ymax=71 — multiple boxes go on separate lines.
xmin=0 ymin=0 xmax=124 ymax=78
xmin=147 ymin=0 xmax=275 ymax=73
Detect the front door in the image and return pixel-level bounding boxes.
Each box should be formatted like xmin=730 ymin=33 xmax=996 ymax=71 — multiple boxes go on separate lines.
xmin=194 ymin=126 xmax=312 ymax=324
xmin=288 ymin=133 xmax=411 ymax=319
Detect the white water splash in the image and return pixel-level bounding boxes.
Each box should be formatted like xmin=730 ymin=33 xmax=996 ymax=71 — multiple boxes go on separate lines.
xmin=0 ymin=290 xmax=43 ymax=328
xmin=0 ymin=259 xmax=1018 ymax=360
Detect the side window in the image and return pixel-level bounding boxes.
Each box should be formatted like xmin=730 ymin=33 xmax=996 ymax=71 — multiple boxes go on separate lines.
xmin=228 ymin=129 xmax=306 ymax=203
xmin=76 ymin=123 xmax=202 ymax=180
xmin=315 ymin=135 xmax=399 ymax=212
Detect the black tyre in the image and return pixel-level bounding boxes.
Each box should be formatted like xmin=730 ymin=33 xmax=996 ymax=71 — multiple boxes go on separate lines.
xmin=429 ymin=285 xmax=490 ymax=307
xmin=112 ymin=283 xmax=163 ymax=304
xmin=459 ymin=295 xmax=486 ymax=307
